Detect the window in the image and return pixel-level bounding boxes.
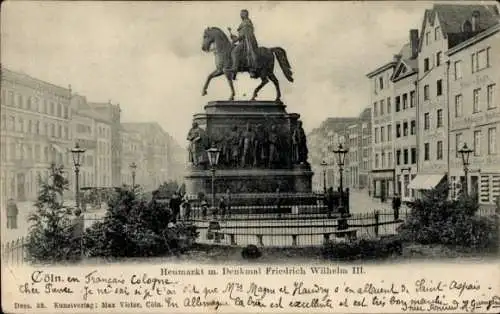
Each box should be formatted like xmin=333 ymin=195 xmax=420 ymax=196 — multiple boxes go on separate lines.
xmin=410 ymin=91 xmax=415 ymax=108
xmin=437 ymin=141 xmax=443 ymax=160
xmin=473 ymin=88 xmax=480 ymax=113
xmin=437 ymin=109 xmax=443 ymax=128
xmin=396 ymin=123 xmax=401 ymax=138
xmin=488 ymin=128 xmax=496 ymax=155
xmin=424 ymin=143 xmax=430 ymax=161
xmin=387 ymin=124 xmax=392 ymax=141
xmin=424 ymin=113 xmax=430 ymax=130
xmin=454 ymin=61 xmax=462 ymax=80
xmin=387 ymin=97 xmax=391 ymax=113
xmin=380 ymin=99 xmax=385 ymax=115
xmin=411 ymin=120 xmax=416 ymax=135
xmin=373 ymin=101 xmax=378 ymax=117
xmin=374 ymin=127 xmax=379 ymax=143
xmin=379 ymin=77 xmax=384 ymax=90
xmin=381 ymin=126 xmax=385 ymax=142
xmin=403 ymin=121 xmax=408 ymax=137
xmin=435 ymin=27 xmax=441 ymax=40
xmin=381 ymin=152 xmax=385 ymax=168
xmin=471 ymin=53 xmax=476 ymax=73
xmin=395 ymin=96 xmax=401 ymax=112
xmin=388 ymin=152 xmax=392 ymax=166
xmin=425 ymin=31 xmax=430 ymax=45
xmin=436 ymin=79 xmax=442 ymax=96
xmin=404 ymin=149 xmax=409 ymax=165
xmin=411 ymin=148 xmax=417 ymax=164
xmin=424 ymin=85 xmax=429 ymax=100
xmin=474 ymin=130 xmax=481 ymax=156
xmin=487 ymin=84 xmax=496 ymax=109
xmin=396 ymin=150 xmax=401 ymax=165
xmin=456 ymin=133 xmax=463 ymax=157
xmin=455 ymin=94 xmax=463 ymax=117
xmin=477 ymin=49 xmax=489 ymax=71
xmin=436 ymin=51 xmax=442 ymax=67
xmin=375 ymin=153 xmax=380 ymax=168
xmin=402 ymin=94 xmax=408 ymax=110
xmin=424 ymin=58 xmax=430 ymax=72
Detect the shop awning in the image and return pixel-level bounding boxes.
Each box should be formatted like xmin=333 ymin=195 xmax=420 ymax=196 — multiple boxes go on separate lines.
xmin=408 ymin=174 xmax=445 ymax=190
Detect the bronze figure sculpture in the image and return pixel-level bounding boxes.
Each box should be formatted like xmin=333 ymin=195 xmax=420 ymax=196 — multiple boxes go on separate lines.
xmin=201 ymin=10 xmax=294 ymax=102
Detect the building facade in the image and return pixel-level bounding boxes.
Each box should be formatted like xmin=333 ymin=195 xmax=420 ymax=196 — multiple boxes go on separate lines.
xmin=121 ymin=123 xmax=171 ymax=192
xmin=367 ymin=61 xmax=396 ymax=199
xmin=391 ymin=33 xmax=419 ymax=202
xmin=367 ymin=4 xmax=499 ymax=204
xmin=1 ymin=68 xmax=72 ymax=205
xmin=447 ymin=22 xmax=500 ymax=204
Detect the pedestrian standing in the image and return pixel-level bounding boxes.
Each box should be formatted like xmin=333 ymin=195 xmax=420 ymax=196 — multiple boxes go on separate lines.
xmin=169 ymin=192 xmax=182 ymax=223
xmin=201 ymin=200 xmax=209 ymax=220
xmin=7 ymin=199 xmax=18 ymax=229
xmin=219 ymin=196 xmax=227 ymax=219
xmin=325 ymin=187 xmax=334 ymax=217
xmin=392 ymin=193 xmax=401 ymax=220
xmin=224 ymin=189 xmax=232 ymax=218
xmin=182 ymin=197 xmax=192 ymax=221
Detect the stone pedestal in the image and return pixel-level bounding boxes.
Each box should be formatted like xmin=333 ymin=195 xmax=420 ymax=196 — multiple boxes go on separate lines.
xmin=185 ymin=100 xmax=313 ymax=204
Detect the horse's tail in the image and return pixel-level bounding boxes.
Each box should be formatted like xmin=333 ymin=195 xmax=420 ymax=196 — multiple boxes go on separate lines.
xmin=271 ymin=47 xmax=294 ymax=82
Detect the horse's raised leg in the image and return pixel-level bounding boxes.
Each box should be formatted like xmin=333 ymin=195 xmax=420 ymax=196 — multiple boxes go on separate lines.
xmin=251 ymin=77 xmax=269 ymax=101
xmin=225 ymin=73 xmax=235 ymax=101
xmin=268 ymin=73 xmax=281 ymax=102
xmin=202 ymin=69 xmax=223 ymax=96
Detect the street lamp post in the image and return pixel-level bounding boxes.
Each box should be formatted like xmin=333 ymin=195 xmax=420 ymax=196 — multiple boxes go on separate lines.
xmin=206 ymin=147 xmax=221 ymax=211
xmin=129 ymin=162 xmax=137 ymax=188
xmin=458 ymin=143 xmax=473 ymax=196
xmin=70 ymin=143 xmax=86 ymax=212
xmin=320 ymin=160 xmax=328 ymax=194
xmin=333 ymin=143 xmax=348 ymax=216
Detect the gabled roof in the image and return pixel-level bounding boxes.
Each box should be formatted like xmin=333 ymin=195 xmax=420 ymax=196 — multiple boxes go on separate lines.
xmin=390 ymin=43 xmax=418 ymax=82
xmin=419 ymin=4 xmax=500 ymax=51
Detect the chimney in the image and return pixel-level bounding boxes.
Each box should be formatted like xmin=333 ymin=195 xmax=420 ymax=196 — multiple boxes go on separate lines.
xmin=471 ymin=11 xmax=480 ymax=32
xmin=409 ymin=29 xmax=419 ymax=59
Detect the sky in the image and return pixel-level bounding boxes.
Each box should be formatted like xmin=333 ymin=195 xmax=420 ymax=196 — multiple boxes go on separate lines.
xmin=1 ymin=1 xmax=477 ymax=145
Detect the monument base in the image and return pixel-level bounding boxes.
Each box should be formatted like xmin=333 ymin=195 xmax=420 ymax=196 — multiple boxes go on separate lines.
xmin=185 ymin=100 xmax=313 ymax=205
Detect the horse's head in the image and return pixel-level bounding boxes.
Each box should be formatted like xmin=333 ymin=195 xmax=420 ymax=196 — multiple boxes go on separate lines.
xmin=201 ymin=27 xmax=215 ymax=52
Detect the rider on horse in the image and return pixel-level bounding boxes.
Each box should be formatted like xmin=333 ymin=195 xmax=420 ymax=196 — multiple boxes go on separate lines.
xmin=230 ymin=9 xmax=259 ymax=80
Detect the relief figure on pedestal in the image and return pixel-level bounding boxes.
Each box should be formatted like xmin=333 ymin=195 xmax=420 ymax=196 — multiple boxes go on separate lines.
xmin=187 ymin=122 xmax=206 ymax=166
xmin=253 ymin=124 xmax=268 ymax=167
xmin=240 ymin=123 xmax=256 ymax=167
xmin=268 ymin=124 xmax=280 ymax=168
xmin=292 ymin=120 xmax=309 ymax=164
xmin=227 ymin=125 xmax=240 ymax=168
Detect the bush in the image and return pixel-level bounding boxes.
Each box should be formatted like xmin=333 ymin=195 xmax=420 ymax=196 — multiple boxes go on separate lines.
xmin=321 ymin=237 xmax=402 ymax=260
xmin=83 ymin=187 xmax=198 ymax=258
xmin=397 ymin=185 xmax=497 ymax=249
xmin=26 ymin=164 xmax=81 ymax=263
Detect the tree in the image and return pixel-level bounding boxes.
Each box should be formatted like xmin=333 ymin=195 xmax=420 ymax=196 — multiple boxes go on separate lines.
xmin=26 ymin=164 xmax=80 ymax=263
xmin=398 ymin=184 xmax=497 ymax=249
xmin=84 ymin=186 xmax=198 ymax=258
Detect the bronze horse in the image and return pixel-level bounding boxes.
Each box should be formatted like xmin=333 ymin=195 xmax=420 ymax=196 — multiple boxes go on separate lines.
xmin=201 ymin=27 xmax=294 ymax=102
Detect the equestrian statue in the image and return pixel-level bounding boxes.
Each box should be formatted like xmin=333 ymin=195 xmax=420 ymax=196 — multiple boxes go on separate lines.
xmin=201 ymin=9 xmax=294 ymax=102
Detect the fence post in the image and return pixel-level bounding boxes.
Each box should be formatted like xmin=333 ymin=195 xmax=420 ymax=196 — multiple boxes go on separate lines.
xmin=374 ymin=210 xmax=380 ymax=237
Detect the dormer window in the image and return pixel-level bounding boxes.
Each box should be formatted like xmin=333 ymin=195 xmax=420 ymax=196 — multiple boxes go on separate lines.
xmin=462 ymin=20 xmax=472 ymax=33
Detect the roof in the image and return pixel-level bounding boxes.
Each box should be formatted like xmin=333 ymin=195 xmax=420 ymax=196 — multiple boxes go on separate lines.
xmin=419 ymin=4 xmax=500 ymax=50
xmin=433 ymin=4 xmax=499 ymax=36
xmin=1 ymin=66 xmax=70 ymax=96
